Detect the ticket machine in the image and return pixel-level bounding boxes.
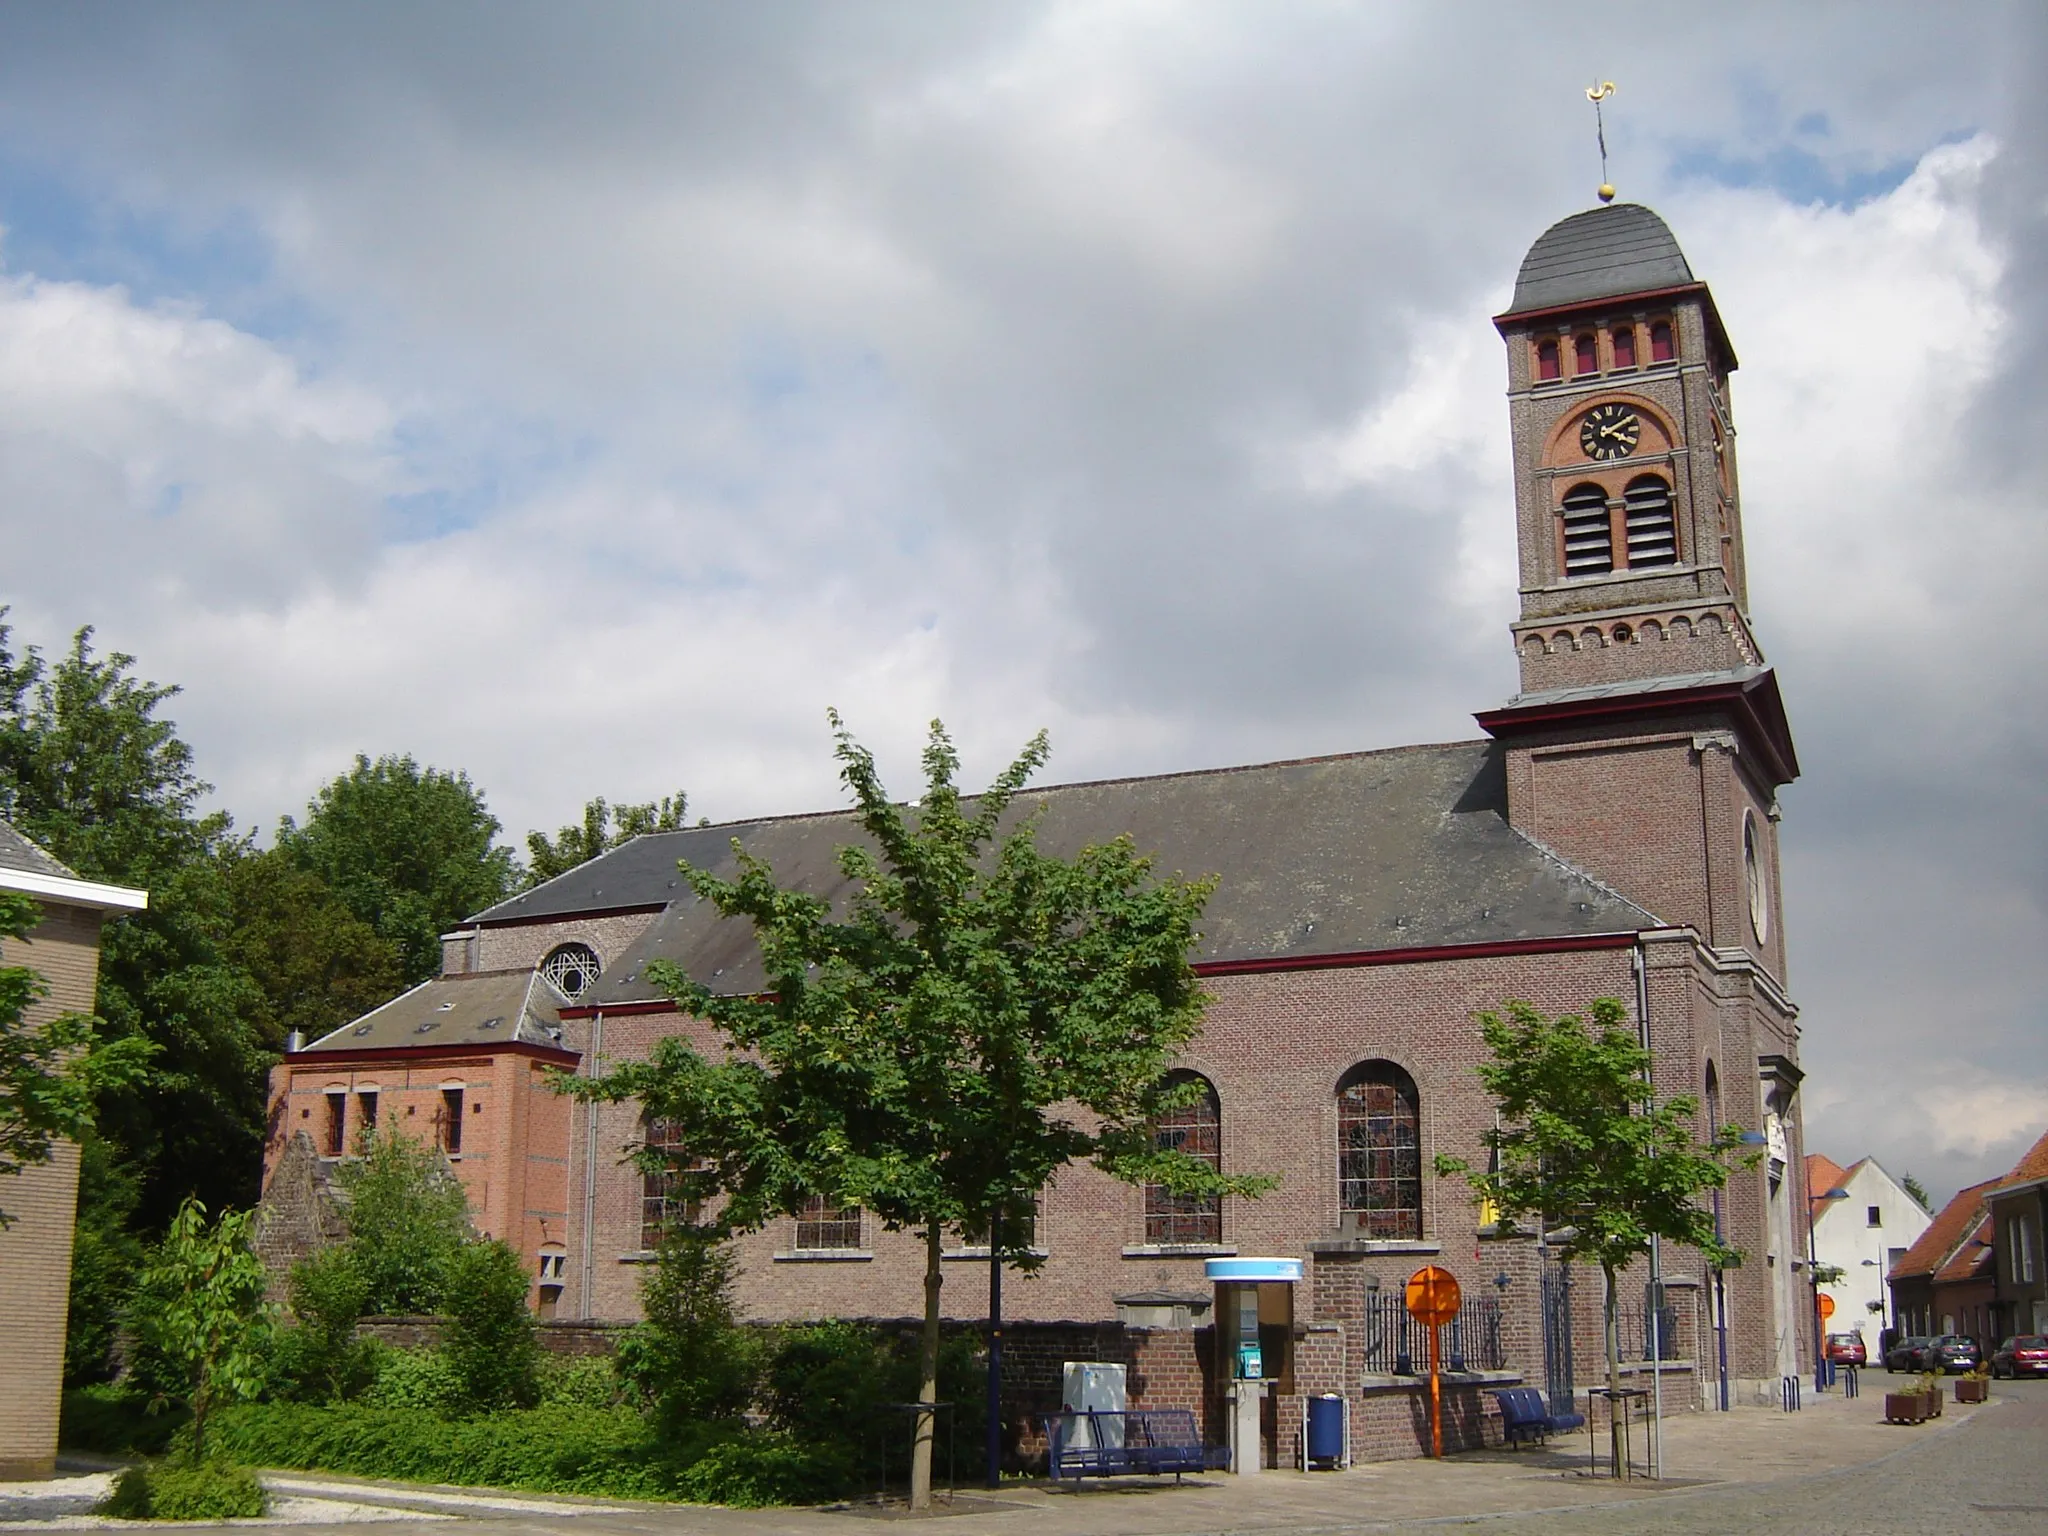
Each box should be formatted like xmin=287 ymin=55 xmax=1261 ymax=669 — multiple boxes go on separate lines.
xmin=1204 ymin=1257 xmax=1302 ymax=1474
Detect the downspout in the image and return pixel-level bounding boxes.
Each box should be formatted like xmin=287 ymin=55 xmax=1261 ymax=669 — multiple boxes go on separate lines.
xmin=1633 ymin=942 xmax=1664 ymax=1480
xmin=578 ymin=1008 xmax=605 ymax=1320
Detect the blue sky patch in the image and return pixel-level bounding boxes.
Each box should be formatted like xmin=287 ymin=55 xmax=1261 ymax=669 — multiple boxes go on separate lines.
xmin=1666 ymin=139 xmax=1926 ymax=209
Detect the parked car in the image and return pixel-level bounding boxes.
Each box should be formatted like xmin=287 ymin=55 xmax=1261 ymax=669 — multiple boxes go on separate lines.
xmin=1928 ymin=1335 xmax=1981 ymax=1374
xmin=1886 ymin=1336 xmax=1935 ymax=1372
xmin=1825 ymin=1332 xmax=1868 ymax=1366
xmin=1990 ymin=1335 xmax=2048 ymax=1378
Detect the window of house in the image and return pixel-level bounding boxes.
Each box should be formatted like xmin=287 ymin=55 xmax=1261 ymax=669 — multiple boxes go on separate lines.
xmin=639 ymin=1115 xmax=700 ymax=1249
xmin=2015 ymin=1217 xmax=2038 ymax=1285
xmin=1146 ymin=1071 xmax=1222 ymax=1245
xmin=440 ymin=1088 xmax=465 ymax=1155
xmin=1574 ymin=334 xmax=1598 ymax=375
xmin=1337 ymin=1061 xmax=1422 ymax=1240
xmin=540 ymin=942 xmax=602 ymax=1001
xmin=356 ymin=1090 xmax=379 ymax=1140
xmin=1611 ymin=326 xmax=1636 ymax=369
xmin=1535 ymin=339 xmax=1561 ymax=382
xmin=1650 ymin=320 xmax=1675 ymax=363
xmin=1622 ymin=475 xmax=1677 ymax=567
xmin=323 ymin=1091 xmax=347 ymax=1157
xmin=1867 ymin=1205 xmax=1881 ymax=1228
xmin=794 ymin=1195 xmax=863 ymax=1251
xmin=1560 ymin=483 xmax=1613 ymax=577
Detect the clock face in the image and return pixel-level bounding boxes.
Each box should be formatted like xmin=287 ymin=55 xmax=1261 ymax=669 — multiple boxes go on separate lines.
xmin=1579 ymin=402 xmax=1641 ymax=461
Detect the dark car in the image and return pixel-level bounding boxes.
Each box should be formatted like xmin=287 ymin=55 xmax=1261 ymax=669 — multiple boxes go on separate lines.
xmin=1886 ymin=1335 xmax=1935 ymax=1371
xmin=1825 ymin=1332 xmax=1868 ymax=1366
xmin=1928 ymin=1335 xmax=1981 ymax=1373
xmin=1991 ymin=1335 xmax=2048 ymax=1378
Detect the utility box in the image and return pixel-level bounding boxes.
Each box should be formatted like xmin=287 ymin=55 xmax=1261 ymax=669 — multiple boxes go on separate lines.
xmin=1061 ymin=1361 xmax=1127 ymax=1448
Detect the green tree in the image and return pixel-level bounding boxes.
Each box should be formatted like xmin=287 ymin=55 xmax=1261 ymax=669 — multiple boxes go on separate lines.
xmin=130 ymin=1198 xmax=273 ymax=1465
xmin=330 ymin=1128 xmax=473 ymax=1314
xmin=579 ymin=716 xmax=1269 ymax=1509
xmin=525 ymin=792 xmax=692 ymax=887
xmin=0 ymin=619 xmax=272 ymax=1227
xmin=0 ymin=891 xmax=154 ymax=1224
xmin=211 ymin=846 xmax=403 ymax=1047
xmin=276 ymin=754 xmax=517 ymax=983
xmin=1902 ymin=1172 xmax=1934 ymax=1214
xmin=1435 ymin=998 xmax=1756 ymax=1478
xmin=614 ymin=1227 xmax=760 ymax=1432
xmin=439 ymin=1239 xmax=540 ymax=1411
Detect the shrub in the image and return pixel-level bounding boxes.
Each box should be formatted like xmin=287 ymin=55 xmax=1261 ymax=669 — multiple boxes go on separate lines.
xmin=762 ymin=1320 xmax=984 ymax=1458
xmin=273 ymin=1245 xmax=378 ymax=1403
xmin=363 ymin=1348 xmax=463 ymax=1413
xmin=97 ymin=1461 xmax=267 ymax=1521
xmin=60 ymin=1386 xmax=186 ymax=1457
xmin=614 ymin=1230 xmax=759 ymax=1431
xmin=673 ymin=1432 xmax=850 ymax=1507
xmin=538 ymin=1355 xmax=625 ymax=1410
xmin=440 ymin=1240 xmax=539 ymax=1410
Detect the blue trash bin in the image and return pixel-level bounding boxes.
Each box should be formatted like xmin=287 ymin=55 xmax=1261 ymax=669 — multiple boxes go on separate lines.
xmin=1306 ymin=1394 xmax=1345 ymax=1467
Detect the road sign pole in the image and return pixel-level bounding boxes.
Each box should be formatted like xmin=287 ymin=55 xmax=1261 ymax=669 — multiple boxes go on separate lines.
xmin=1429 ymin=1322 xmax=1442 ymax=1459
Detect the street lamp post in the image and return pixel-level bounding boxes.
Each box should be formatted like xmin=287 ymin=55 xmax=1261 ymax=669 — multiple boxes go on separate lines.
xmin=1810 ymin=1185 xmax=1850 ymax=1391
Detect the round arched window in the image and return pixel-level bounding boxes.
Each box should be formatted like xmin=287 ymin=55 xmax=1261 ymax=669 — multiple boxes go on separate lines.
xmin=1743 ymin=812 xmax=1769 ymax=945
xmin=540 ymin=942 xmax=602 ymax=1000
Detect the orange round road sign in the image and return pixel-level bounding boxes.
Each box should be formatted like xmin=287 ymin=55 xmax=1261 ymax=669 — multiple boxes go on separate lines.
xmin=1405 ymin=1265 xmax=1462 ymax=1326
xmin=1818 ymin=1293 xmax=1836 ymax=1321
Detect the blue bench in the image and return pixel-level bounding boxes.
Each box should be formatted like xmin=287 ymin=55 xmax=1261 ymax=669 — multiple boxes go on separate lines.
xmin=1042 ymin=1409 xmax=1229 ymax=1482
xmin=1491 ymin=1387 xmax=1586 ymax=1448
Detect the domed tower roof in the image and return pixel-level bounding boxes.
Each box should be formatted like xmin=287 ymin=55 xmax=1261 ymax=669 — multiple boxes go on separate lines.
xmin=1504 ymin=202 xmax=1694 ymax=316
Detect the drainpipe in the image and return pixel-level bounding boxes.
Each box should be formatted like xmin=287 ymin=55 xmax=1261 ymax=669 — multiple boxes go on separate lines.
xmin=578 ymin=1009 xmax=605 ymax=1320
xmin=1633 ymin=942 xmax=1664 ymax=1480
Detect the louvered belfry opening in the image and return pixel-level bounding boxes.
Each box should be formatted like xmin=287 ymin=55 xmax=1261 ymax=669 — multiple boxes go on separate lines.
xmin=1560 ymin=483 xmax=1613 ymax=577
xmin=1623 ymin=476 xmax=1678 ymax=567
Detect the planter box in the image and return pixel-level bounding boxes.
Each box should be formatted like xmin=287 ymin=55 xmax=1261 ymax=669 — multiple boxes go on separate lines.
xmin=1956 ymin=1379 xmax=1988 ymax=1404
xmin=1884 ymin=1392 xmax=1928 ymax=1424
xmin=1927 ymin=1388 xmax=1943 ymax=1417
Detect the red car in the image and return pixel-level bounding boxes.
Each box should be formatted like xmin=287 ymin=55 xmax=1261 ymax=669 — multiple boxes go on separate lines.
xmin=1825 ymin=1332 xmax=1868 ymax=1366
xmin=1991 ymin=1335 xmax=2048 ymax=1378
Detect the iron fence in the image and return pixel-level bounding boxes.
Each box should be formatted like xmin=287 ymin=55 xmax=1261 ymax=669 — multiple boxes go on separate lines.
xmin=1360 ymin=1292 xmax=1504 ymax=1374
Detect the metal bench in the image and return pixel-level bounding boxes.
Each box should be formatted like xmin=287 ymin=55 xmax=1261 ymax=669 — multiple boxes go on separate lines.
xmin=1491 ymin=1387 xmax=1585 ymax=1448
xmin=1042 ymin=1409 xmax=1228 ymax=1482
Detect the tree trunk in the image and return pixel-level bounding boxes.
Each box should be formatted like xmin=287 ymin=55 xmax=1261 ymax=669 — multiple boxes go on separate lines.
xmin=910 ymin=1223 xmax=943 ymax=1510
xmin=1602 ymin=1262 xmax=1623 ymax=1479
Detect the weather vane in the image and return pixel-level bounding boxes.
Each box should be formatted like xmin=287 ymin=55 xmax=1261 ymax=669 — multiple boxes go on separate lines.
xmin=1586 ymin=81 xmax=1617 ymax=203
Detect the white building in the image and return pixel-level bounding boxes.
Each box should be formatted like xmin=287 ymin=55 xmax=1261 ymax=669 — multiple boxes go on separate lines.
xmin=1807 ymin=1153 xmax=1930 ymax=1351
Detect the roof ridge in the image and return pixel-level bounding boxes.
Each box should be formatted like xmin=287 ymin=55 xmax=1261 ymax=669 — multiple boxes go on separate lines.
xmin=1500 ymin=824 xmax=1663 ymax=928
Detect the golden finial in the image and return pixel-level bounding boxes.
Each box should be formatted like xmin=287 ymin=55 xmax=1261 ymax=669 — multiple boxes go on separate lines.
xmin=1586 ymin=81 xmax=1617 ymax=202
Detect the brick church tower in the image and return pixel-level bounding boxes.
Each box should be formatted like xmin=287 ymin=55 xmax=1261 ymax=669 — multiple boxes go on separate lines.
xmin=1478 ymin=203 xmax=1810 ymax=1392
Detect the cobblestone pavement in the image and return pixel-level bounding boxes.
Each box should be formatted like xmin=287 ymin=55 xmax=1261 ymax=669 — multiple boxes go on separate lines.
xmin=98 ymin=1377 xmax=2043 ymax=1535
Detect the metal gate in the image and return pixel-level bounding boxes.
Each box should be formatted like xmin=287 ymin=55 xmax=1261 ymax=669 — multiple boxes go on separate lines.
xmin=1541 ymin=1262 xmax=1575 ymax=1406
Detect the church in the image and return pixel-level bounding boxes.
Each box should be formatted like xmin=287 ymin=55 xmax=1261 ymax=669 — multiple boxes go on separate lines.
xmin=266 ymin=198 xmax=1816 ymax=1464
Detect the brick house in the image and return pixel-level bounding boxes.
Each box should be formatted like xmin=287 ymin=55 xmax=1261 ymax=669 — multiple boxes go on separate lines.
xmin=0 ymin=821 xmax=147 ymax=1479
xmin=265 ymin=200 xmax=1817 ymax=1462
xmin=1986 ymin=1130 xmax=2048 ymax=1343
xmin=1888 ymin=1179 xmax=2000 ymax=1348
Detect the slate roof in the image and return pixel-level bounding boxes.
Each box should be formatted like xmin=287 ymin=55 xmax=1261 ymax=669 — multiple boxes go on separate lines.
xmin=517 ymin=740 xmax=1661 ymax=1010
xmin=1503 ymin=203 xmax=1695 ymax=317
xmin=300 ymin=968 xmax=564 ymax=1054
xmin=1891 ymin=1178 xmax=2002 ymax=1282
xmin=0 ymin=819 xmax=76 ymax=880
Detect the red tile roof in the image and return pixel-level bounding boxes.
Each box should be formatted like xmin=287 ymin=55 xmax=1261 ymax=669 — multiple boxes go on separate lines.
xmin=1995 ymin=1128 xmax=2048 ymax=1189
xmin=1932 ymin=1214 xmax=1996 ymax=1286
xmin=1806 ymin=1152 xmax=1849 ymax=1225
xmin=1890 ymin=1178 xmax=2002 ymax=1282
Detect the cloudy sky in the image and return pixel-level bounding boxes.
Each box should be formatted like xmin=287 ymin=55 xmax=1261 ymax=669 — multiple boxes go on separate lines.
xmin=0 ymin=3 xmax=2040 ymax=1205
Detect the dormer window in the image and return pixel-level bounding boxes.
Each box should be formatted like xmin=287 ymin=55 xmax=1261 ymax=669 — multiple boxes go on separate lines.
xmin=1573 ymin=334 xmax=1598 ymax=376
xmin=1650 ymin=320 xmax=1675 ymax=363
xmin=1535 ymin=339 xmax=1561 ymax=381
xmin=1611 ymin=326 xmax=1636 ymax=369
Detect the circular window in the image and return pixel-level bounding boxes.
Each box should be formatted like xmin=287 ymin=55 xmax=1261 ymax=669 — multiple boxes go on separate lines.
xmin=539 ymin=942 xmax=602 ymax=1000
xmin=1743 ymin=812 xmax=1769 ymax=945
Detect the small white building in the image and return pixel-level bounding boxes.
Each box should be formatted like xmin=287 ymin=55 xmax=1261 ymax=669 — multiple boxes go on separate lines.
xmin=1807 ymin=1153 xmax=1930 ymax=1351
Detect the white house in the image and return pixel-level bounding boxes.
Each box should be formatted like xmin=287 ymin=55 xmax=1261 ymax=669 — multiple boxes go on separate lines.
xmin=1807 ymin=1152 xmax=1930 ymax=1352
